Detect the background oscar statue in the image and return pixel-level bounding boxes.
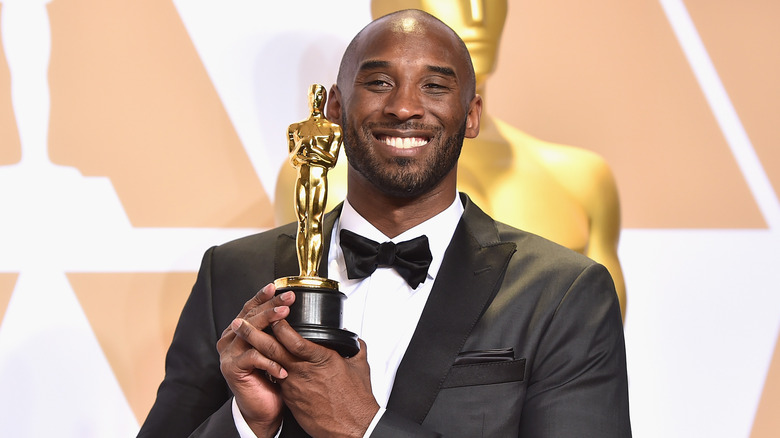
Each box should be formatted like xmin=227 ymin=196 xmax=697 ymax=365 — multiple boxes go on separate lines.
xmin=274 ymin=84 xmax=359 ymax=357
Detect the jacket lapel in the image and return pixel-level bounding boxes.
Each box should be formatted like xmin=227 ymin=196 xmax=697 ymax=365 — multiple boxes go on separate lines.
xmin=386 ymin=194 xmax=517 ymax=424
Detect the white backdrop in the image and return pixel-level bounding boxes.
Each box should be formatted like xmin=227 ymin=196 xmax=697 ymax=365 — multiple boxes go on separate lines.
xmin=0 ymin=1 xmax=778 ymax=437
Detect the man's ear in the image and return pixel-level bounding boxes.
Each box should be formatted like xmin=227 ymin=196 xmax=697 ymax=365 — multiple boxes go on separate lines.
xmin=326 ymin=84 xmax=342 ymax=123
xmin=464 ymin=94 xmax=483 ymax=139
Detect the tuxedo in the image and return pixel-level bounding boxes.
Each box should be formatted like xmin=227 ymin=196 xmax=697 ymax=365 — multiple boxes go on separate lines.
xmin=138 ymin=194 xmax=631 ymax=437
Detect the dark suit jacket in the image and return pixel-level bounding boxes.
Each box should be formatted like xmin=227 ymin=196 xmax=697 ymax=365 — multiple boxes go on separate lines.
xmin=138 ymin=194 xmax=631 ymax=437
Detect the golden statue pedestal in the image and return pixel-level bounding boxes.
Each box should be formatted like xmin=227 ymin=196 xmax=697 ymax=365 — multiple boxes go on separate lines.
xmin=274 ymin=276 xmax=359 ymax=357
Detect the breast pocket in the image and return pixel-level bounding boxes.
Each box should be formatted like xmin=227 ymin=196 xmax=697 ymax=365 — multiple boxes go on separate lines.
xmin=425 ymin=358 xmax=528 ymax=436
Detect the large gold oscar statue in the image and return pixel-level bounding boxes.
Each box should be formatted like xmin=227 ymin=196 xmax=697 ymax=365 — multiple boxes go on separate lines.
xmin=286 ymin=84 xmax=342 ymax=279
xmin=274 ymin=84 xmax=359 ymax=357
xmin=274 ymin=1 xmax=626 ymax=319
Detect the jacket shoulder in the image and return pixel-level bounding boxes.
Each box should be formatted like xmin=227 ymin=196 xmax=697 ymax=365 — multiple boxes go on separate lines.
xmin=495 ymin=220 xmax=597 ymax=271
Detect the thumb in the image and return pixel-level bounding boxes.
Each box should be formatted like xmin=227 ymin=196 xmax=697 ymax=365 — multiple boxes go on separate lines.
xmin=348 ymin=338 xmax=369 ymax=364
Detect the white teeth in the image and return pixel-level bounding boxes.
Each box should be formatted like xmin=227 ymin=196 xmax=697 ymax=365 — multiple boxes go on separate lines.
xmin=382 ymin=136 xmax=428 ymax=149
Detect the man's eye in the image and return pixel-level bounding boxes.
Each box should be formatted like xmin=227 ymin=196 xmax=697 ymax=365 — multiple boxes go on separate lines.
xmin=365 ymin=80 xmax=391 ymax=88
xmin=423 ymin=83 xmax=450 ymax=93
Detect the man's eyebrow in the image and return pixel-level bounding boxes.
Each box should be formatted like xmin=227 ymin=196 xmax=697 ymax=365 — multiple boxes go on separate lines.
xmin=356 ymin=61 xmax=457 ymax=79
xmin=427 ymin=65 xmax=457 ymax=78
xmin=357 ymin=59 xmax=390 ymax=73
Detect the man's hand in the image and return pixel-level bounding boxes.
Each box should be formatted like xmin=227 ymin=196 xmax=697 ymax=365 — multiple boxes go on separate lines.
xmin=217 ymin=283 xmax=293 ymax=437
xmin=232 ymin=298 xmax=380 ymax=438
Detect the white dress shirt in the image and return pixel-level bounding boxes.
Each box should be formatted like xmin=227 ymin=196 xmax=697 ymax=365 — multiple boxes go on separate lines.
xmin=234 ymin=195 xmax=464 ymax=437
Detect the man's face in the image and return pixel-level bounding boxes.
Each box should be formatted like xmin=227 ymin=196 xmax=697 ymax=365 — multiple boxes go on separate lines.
xmin=332 ymin=16 xmax=481 ymax=198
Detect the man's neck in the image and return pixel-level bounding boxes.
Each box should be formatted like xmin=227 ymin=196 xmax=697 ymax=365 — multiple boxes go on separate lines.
xmin=345 ymin=170 xmax=458 ymax=239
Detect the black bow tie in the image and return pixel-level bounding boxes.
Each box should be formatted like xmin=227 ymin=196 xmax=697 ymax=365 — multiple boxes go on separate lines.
xmin=339 ymin=229 xmax=433 ymax=289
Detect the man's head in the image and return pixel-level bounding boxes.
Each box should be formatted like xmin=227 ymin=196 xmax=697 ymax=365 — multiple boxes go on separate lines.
xmin=371 ymin=0 xmax=508 ymax=88
xmin=327 ymin=9 xmax=482 ymax=199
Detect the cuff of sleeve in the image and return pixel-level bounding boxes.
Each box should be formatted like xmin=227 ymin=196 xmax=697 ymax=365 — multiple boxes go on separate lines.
xmin=363 ymin=407 xmax=386 ymax=437
xmin=231 ymin=397 xmax=282 ymax=438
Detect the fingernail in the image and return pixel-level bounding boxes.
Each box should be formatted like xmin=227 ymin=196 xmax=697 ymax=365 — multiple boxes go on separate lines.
xmin=230 ymin=318 xmax=242 ymax=332
xmin=279 ymin=368 xmax=288 ymax=379
xmin=281 ymin=291 xmax=293 ymax=300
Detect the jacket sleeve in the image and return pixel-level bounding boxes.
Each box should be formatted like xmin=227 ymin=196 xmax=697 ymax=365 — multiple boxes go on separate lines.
xmin=137 ymin=247 xmax=236 ymax=438
xmin=188 ymin=399 xmax=241 ymax=438
xmin=518 ymin=263 xmax=632 ymax=437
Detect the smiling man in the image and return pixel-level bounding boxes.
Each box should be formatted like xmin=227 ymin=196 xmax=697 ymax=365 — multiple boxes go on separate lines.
xmin=139 ymin=9 xmax=630 ymax=438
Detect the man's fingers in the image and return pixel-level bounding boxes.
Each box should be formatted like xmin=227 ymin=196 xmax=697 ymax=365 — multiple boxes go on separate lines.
xmin=231 ymin=318 xmax=292 ymax=376
xmin=236 ymin=283 xmax=276 ymax=319
xmin=353 ymin=338 xmax=368 ymax=361
xmin=223 ymin=343 xmax=289 ymax=381
xmin=242 ymin=291 xmax=294 ymax=330
xmin=220 ymin=291 xmax=293 ymax=351
xmin=232 ymin=285 xmax=295 ymax=331
xmin=271 ymin=319 xmax=331 ymax=363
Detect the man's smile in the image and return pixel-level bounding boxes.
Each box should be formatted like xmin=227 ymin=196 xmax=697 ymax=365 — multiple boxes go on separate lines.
xmin=376 ymin=134 xmax=430 ymax=149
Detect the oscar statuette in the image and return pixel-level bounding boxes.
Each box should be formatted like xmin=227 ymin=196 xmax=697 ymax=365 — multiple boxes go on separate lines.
xmin=274 ymin=84 xmax=359 ymax=357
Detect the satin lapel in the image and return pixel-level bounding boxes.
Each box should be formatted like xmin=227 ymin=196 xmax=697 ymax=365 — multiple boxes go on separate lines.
xmin=319 ymin=205 xmax=340 ymax=278
xmin=273 ymin=205 xmax=342 ymax=280
xmin=386 ymin=195 xmax=517 ymax=424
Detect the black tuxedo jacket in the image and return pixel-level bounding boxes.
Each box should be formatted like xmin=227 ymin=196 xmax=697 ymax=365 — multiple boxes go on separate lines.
xmin=138 ymin=194 xmax=631 ymax=437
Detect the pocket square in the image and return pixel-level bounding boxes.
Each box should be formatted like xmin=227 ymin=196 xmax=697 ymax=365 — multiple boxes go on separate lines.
xmin=443 ymin=357 xmax=526 ymax=388
xmin=453 ymin=348 xmax=514 ymax=365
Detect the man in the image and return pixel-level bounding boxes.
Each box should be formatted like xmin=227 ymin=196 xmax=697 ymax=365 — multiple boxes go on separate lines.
xmin=275 ymin=0 xmax=627 ymax=319
xmin=139 ymin=9 xmax=631 ymax=438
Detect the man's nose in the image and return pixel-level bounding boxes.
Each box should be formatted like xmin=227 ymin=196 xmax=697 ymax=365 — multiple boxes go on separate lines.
xmin=383 ymin=84 xmax=424 ymax=121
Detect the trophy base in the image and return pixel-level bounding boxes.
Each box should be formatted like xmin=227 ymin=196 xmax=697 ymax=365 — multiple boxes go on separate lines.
xmin=274 ymin=276 xmax=360 ymax=357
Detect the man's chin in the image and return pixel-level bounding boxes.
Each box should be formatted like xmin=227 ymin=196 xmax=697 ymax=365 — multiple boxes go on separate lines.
xmin=369 ymin=174 xmax=438 ymax=199
xmin=390 ymin=156 xmax=415 ymax=167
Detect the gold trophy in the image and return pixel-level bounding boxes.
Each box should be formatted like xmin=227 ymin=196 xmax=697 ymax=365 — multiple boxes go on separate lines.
xmin=274 ymin=84 xmax=359 ymax=357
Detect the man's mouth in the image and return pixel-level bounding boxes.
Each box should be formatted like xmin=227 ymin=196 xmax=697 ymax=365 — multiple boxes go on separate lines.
xmin=377 ymin=135 xmax=430 ymax=149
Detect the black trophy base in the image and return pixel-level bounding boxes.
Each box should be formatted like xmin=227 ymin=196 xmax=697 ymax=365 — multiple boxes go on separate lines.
xmin=274 ymin=276 xmax=360 ymax=357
